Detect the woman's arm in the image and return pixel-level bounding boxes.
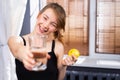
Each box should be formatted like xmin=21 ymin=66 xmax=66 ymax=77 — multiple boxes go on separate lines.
xmin=55 ymin=41 xmax=77 ymax=80
xmin=8 ymin=36 xmax=25 ymax=60
xmin=55 ymin=41 xmax=66 ymax=80
xmin=7 ymin=36 xmax=35 ymax=70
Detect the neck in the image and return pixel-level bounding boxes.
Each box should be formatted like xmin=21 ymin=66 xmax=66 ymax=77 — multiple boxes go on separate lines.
xmin=47 ymin=33 xmax=55 ymax=41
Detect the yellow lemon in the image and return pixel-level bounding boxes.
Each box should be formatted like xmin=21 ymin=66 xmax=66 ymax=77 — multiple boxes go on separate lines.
xmin=68 ymin=49 xmax=80 ymax=58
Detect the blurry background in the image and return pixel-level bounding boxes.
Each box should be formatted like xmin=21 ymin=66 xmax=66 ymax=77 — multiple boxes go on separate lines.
xmin=47 ymin=0 xmax=120 ymax=56
xmin=0 ymin=0 xmax=120 ymax=80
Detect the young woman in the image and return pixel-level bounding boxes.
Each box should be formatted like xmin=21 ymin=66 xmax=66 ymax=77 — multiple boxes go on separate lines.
xmin=8 ymin=3 xmax=77 ymax=80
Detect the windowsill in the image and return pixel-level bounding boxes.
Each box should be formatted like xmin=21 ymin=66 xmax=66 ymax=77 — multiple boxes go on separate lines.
xmin=73 ymin=56 xmax=120 ymax=69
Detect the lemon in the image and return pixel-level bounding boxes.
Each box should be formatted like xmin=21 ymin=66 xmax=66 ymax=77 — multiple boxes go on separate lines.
xmin=68 ymin=49 xmax=80 ymax=58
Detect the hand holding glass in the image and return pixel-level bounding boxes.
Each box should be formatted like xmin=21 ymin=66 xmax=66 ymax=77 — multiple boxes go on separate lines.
xmin=29 ymin=34 xmax=47 ymax=71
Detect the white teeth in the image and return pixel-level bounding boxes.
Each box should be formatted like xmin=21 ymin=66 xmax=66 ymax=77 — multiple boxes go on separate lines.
xmin=44 ymin=28 xmax=48 ymax=32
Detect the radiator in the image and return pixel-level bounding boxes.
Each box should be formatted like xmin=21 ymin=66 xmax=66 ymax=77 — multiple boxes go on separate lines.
xmin=64 ymin=71 xmax=120 ymax=80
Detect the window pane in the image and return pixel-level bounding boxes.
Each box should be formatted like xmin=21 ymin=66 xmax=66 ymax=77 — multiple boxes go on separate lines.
xmin=96 ymin=0 xmax=120 ymax=54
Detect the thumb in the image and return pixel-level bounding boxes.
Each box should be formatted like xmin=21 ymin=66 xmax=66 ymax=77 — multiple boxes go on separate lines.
xmin=46 ymin=54 xmax=51 ymax=59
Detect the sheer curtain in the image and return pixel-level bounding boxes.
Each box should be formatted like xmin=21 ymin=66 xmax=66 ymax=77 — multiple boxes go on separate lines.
xmin=30 ymin=0 xmax=46 ymax=31
xmin=0 ymin=0 xmax=27 ymax=80
xmin=0 ymin=0 xmax=43 ymax=80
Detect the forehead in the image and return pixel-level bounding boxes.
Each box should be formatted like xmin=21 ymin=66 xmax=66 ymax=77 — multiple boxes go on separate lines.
xmin=42 ymin=8 xmax=57 ymax=22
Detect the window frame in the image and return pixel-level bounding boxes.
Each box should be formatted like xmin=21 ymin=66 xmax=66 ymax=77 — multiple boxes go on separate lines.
xmin=89 ymin=0 xmax=120 ymax=60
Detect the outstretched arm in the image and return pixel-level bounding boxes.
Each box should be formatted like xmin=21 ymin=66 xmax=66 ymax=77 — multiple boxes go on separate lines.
xmin=7 ymin=36 xmax=35 ymax=70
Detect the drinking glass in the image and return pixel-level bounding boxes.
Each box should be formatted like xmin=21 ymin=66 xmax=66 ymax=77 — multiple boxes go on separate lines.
xmin=29 ymin=34 xmax=47 ymax=71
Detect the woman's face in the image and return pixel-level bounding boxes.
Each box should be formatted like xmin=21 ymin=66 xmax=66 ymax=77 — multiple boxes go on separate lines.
xmin=35 ymin=8 xmax=57 ymax=35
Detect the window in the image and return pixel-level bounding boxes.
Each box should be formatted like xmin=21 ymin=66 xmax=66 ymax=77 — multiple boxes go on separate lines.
xmin=96 ymin=0 xmax=120 ymax=54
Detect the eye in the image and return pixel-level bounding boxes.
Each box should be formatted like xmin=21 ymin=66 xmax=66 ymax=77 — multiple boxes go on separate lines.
xmin=51 ymin=23 xmax=57 ymax=28
xmin=43 ymin=16 xmax=47 ymax=20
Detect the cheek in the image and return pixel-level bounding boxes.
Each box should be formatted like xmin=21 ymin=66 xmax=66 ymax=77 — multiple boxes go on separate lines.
xmin=34 ymin=26 xmax=40 ymax=34
xmin=36 ymin=17 xmax=43 ymax=24
xmin=49 ymin=27 xmax=57 ymax=32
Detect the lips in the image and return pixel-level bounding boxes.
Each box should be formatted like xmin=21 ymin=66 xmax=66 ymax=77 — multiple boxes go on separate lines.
xmin=39 ymin=26 xmax=44 ymax=33
xmin=39 ymin=26 xmax=48 ymax=33
xmin=44 ymin=28 xmax=48 ymax=32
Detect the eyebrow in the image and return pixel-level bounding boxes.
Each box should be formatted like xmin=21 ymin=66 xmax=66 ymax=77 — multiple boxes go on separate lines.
xmin=43 ymin=14 xmax=57 ymax=26
xmin=43 ymin=14 xmax=49 ymax=19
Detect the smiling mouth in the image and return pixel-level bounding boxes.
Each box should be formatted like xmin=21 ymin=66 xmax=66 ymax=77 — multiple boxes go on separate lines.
xmin=39 ymin=26 xmax=48 ymax=33
xmin=44 ymin=28 xmax=48 ymax=32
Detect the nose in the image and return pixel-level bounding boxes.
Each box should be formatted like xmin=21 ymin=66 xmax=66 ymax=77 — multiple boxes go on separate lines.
xmin=44 ymin=21 xmax=49 ymax=28
xmin=44 ymin=27 xmax=48 ymax=32
xmin=43 ymin=22 xmax=49 ymax=32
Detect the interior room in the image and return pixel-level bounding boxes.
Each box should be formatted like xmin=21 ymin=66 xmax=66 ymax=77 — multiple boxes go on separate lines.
xmin=0 ymin=0 xmax=120 ymax=80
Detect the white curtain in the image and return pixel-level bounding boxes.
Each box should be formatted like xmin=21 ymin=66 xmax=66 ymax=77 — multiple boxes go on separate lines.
xmin=0 ymin=0 xmax=27 ymax=80
xmin=30 ymin=0 xmax=40 ymax=31
xmin=39 ymin=0 xmax=46 ymax=10
xmin=29 ymin=0 xmax=46 ymax=32
xmin=0 ymin=0 xmax=46 ymax=80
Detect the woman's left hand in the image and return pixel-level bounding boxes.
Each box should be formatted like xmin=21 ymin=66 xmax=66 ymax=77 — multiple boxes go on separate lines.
xmin=62 ymin=55 xmax=77 ymax=66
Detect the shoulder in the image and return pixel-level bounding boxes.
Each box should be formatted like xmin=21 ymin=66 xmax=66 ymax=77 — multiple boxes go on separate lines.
xmin=55 ymin=39 xmax=64 ymax=50
xmin=8 ymin=36 xmax=23 ymax=44
xmin=54 ymin=39 xmax=64 ymax=56
xmin=8 ymin=34 xmax=29 ymax=45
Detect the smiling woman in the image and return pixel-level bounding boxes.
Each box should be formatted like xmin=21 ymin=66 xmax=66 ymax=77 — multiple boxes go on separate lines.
xmin=7 ymin=2 xmax=77 ymax=80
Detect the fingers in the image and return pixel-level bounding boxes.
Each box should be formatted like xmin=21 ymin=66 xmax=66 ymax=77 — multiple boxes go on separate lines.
xmin=23 ymin=60 xmax=34 ymax=71
xmin=71 ymin=55 xmax=77 ymax=62
xmin=22 ymin=49 xmax=51 ymax=71
xmin=23 ymin=52 xmax=36 ymax=71
xmin=63 ymin=55 xmax=77 ymax=66
xmin=46 ymin=53 xmax=51 ymax=59
xmin=23 ymin=52 xmax=50 ymax=71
